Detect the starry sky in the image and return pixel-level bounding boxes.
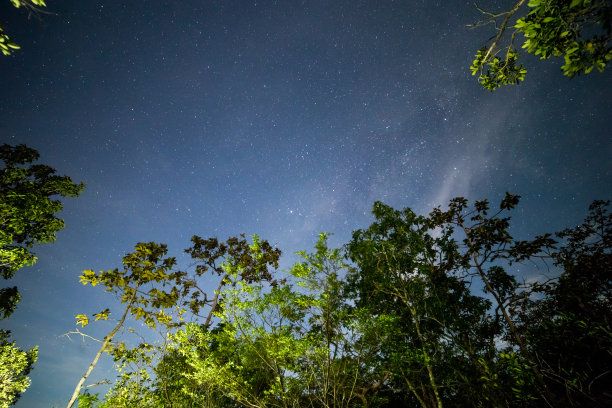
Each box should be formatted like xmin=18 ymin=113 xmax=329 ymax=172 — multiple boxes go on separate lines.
xmin=1 ymin=1 xmax=610 ymax=406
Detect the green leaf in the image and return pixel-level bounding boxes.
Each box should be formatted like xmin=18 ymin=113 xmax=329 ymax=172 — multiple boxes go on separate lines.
xmin=93 ymin=308 xmax=111 ymax=321
xmin=76 ymin=314 xmax=89 ymax=327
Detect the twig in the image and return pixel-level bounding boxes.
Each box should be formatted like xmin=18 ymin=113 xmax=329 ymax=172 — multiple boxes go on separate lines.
xmin=84 ymin=380 xmax=110 ymax=389
xmin=62 ymin=329 xmax=105 ymax=344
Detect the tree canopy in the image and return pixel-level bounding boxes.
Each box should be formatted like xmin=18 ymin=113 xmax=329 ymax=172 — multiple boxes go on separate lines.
xmin=0 ymin=330 xmax=37 ymax=408
xmin=66 ymin=235 xmax=281 ymax=408
xmin=0 ymin=144 xmax=84 ymax=318
xmin=0 ymin=144 xmax=82 ymax=408
xmin=66 ymin=195 xmax=611 ymax=408
xmin=469 ymin=0 xmax=612 ymax=90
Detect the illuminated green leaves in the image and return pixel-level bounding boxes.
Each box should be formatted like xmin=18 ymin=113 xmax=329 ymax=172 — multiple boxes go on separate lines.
xmin=174 ymin=234 xmax=373 ymax=408
xmin=79 ymin=270 xmax=97 ymax=286
xmin=93 ymin=309 xmax=111 ymax=321
xmin=0 ymin=31 xmax=20 ymax=56
xmin=471 ymin=49 xmax=527 ymax=91
xmin=1 ymin=145 xmax=84 ymax=279
xmin=0 ymin=332 xmax=38 ymax=408
xmin=68 ymin=236 xmax=281 ymax=407
xmin=471 ymin=0 xmax=611 ymax=89
xmin=1 ymin=145 xmax=83 ymax=319
xmin=570 ymin=0 xmax=585 ymax=8
xmin=75 ymin=314 xmax=89 ymax=327
xmin=3 ymin=0 xmax=48 ymax=56
xmin=9 ymin=0 xmax=47 ymax=9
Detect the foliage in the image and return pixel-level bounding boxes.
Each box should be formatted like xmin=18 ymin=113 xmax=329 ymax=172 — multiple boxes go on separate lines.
xmin=1 ymin=144 xmax=84 ymax=318
xmin=66 ymin=242 xmax=181 ymax=408
xmin=76 ymin=391 xmax=99 ymax=408
xmin=347 ymin=202 xmax=504 ymax=407
xmin=470 ymin=0 xmax=612 ymax=90
xmin=0 ymin=330 xmax=37 ymax=408
xmin=95 ymin=371 xmax=160 ymax=408
xmin=0 ymin=30 xmax=20 ymax=56
xmin=150 ymin=346 xmax=211 ymax=408
xmin=428 ymin=193 xmax=559 ymax=405
xmin=0 ymin=287 xmax=19 ymax=322
xmin=470 ymin=48 xmax=527 ymax=90
xmin=0 ymin=144 xmax=80 ymax=407
xmin=513 ymin=200 xmax=612 ymax=406
xmin=292 ymin=234 xmax=391 ymax=408
xmin=68 ymin=197 xmax=611 ymax=408
xmin=346 ymin=193 xmax=610 ymax=406
xmin=7 ymin=0 xmax=46 ymax=7
xmin=72 ymin=235 xmax=281 ymax=408
xmin=0 ymin=0 xmax=47 ymax=55
xmin=170 ymin=237 xmax=310 ymax=408
xmin=167 ymin=234 xmax=387 ymax=408
xmin=180 ymin=234 xmax=281 ymax=328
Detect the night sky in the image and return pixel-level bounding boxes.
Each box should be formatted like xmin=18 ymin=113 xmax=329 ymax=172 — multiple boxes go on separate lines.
xmin=1 ymin=1 xmax=610 ymax=407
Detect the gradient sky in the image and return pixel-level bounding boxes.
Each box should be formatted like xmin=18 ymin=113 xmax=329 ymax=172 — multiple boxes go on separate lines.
xmin=1 ymin=1 xmax=611 ymax=407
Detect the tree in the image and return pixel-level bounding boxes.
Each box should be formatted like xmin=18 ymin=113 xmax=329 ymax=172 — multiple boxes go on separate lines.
xmin=148 ymin=344 xmax=210 ymax=408
xmin=66 ymin=241 xmax=181 ymax=408
xmin=0 ymin=144 xmax=82 ymax=408
xmin=1 ymin=144 xmax=84 ymax=318
xmin=179 ymin=234 xmax=281 ymax=330
xmin=348 ymin=194 xmax=608 ymax=406
xmin=171 ymin=234 xmax=387 ymax=408
xmin=70 ymin=235 xmax=281 ymax=408
xmin=429 ymin=193 xmax=557 ymax=405
xmin=512 ymin=200 xmax=612 ymax=406
xmin=347 ymin=202 xmax=501 ymax=408
xmin=469 ymin=0 xmax=612 ymax=90
xmin=0 ymin=330 xmax=37 ymax=408
xmin=67 ymin=197 xmax=610 ymax=407
xmin=290 ymin=234 xmax=390 ymax=408
xmin=171 ymin=237 xmax=304 ymax=408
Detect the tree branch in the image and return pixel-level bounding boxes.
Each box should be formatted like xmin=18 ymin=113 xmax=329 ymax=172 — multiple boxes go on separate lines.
xmin=66 ymin=288 xmax=138 ymax=408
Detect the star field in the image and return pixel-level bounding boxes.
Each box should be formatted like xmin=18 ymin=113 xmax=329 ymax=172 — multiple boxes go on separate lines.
xmin=0 ymin=1 xmax=610 ymax=406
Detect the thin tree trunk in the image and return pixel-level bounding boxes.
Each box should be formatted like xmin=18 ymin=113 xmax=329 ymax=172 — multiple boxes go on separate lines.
xmin=403 ymin=375 xmax=428 ymax=408
xmin=409 ymin=306 xmax=443 ymax=408
xmin=203 ymin=273 xmax=228 ymax=329
xmin=66 ymin=290 xmax=137 ymax=408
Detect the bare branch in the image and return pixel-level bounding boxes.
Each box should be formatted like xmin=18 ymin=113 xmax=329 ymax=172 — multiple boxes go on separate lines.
xmin=66 ymin=288 xmax=138 ymax=408
xmin=475 ymin=0 xmax=527 ymax=64
xmin=83 ymin=380 xmax=110 ymax=389
xmin=61 ymin=329 xmax=105 ymax=344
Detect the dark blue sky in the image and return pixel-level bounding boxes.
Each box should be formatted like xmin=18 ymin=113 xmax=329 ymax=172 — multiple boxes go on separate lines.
xmin=1 ymin=1 xmax=611 ymax=406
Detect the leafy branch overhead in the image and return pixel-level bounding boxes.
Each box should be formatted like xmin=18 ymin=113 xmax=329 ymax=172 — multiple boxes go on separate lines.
xmin=470 ymin=0 xmax=612 ymax=90
xmin=1 ymin=0 xmax=48 ymax=55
